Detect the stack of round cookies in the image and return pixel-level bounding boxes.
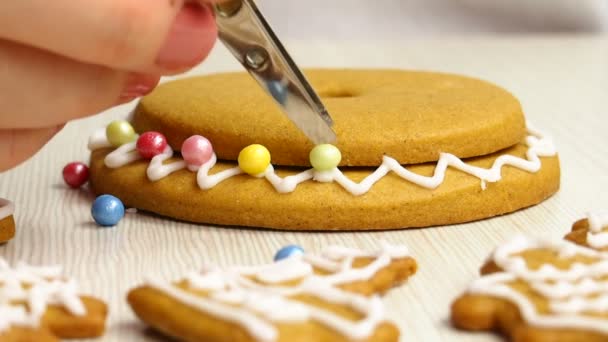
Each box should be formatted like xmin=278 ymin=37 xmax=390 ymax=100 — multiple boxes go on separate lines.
xmin=88 ymin=69 xmax=560 ymax=230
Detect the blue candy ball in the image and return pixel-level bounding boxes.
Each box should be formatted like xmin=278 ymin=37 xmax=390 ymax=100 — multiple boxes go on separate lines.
xmin=274 ymin=245 xmax=305 ymax=261
xmin=91 ymin=194 xmax=125 ymax=227
xmin=267 ymin=80 xmax=288 ymax=105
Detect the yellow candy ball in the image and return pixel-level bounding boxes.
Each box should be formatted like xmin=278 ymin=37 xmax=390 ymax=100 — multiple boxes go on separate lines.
xmin=238 ymin=144 xmax=271 ymax=176
xmin=106 ymin=120 xmax=136 ymax=147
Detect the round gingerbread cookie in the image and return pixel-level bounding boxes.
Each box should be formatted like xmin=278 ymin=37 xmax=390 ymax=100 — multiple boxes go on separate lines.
xmin=0 ymin=198 xmax=15 ymax=243
xmin=132 ymin=69 xmax=526 ymax=167
xmin=88 ymin=134 xmax=560 ymax=230
xmin=88 ymin=69 xmax=560 ymax=230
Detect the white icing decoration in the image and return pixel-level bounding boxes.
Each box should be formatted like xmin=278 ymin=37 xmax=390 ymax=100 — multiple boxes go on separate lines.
xmin=251 ymin=257 xmax=313 ymax=284
xmin=0 ymin=198 xmax=15 ymax=221
xmin=467 ymin=235 xmax=608 ymax=335
xmin=531 ymin=277 xmax=608 ymax=299
xmin=145 ymin=243 xmax=410 ymax=341
xmin=105 ymin=142 xmax=142 ymax=168
xmin=147 ymin=146 xmax=186 ymax=181
xmin=87 ymin=129 xmax=112 ymax=150
xmin=586 ymin=211 xmax=608 ymax=249
xmin=197 ymin=153 xmax=243 ymax=190
xmin=148 ymin=280 xmax=278 ymax=341
xmin=550 ymin=294 xmax=608 ymax=315
xmin=88 ymin=122 xmax=557 ymax=196
xmin=0 ymin=259 xmax=86 ymax=332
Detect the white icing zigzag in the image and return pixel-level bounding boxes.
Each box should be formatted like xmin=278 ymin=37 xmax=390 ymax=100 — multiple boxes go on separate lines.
xmin=0 ymin=259 xmax=86 ymax=332
xmin=145 ymin=243 xmax=410 ymax=342
xmin=468 ymin=236 xmax=608 ymax=335
xmin=0 ymin=198 xmax=14 ymax=221
xmin=88 ymin=123 xmax=557 ymax=196
xmin=587 ymin=211 xmax=608 ymax=249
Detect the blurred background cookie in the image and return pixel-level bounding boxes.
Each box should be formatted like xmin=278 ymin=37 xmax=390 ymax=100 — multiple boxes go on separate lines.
xmin=128 ymin=243 xmax=416 ymax=342
xmin=452 ymin=224 xmax=608 ymax=341
xmin=0 ymin=258 xmax=108 ymax=340
xmin=564 ymin=211 xmax=608 ymax=252
xmin=0 ymin=198 xmax=15 ymax=243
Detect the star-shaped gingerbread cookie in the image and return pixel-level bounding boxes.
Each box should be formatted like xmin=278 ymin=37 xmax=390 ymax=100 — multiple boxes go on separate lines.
xmin=128 ymin=243 xmax=417 ymax=341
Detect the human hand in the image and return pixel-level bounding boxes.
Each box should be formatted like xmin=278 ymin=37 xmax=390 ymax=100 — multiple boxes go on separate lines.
xmin=0 ymin=0 xmax=222 ymax=171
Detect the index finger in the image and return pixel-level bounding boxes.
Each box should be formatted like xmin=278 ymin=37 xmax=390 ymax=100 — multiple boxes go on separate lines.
xmin=0 ymin=0 xmax=222 ymax=74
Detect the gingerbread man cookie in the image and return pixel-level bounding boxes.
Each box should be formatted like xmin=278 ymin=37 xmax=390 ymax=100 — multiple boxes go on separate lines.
xmin=0 ymin=259 xmax=108 ymax=341
xmin=128 ymin=243 xmax=417 ymax=341
xmin=451 ymin=234 xmax=608 ymax=341
xmin=0 ymin=198 xmax=15 ymax=243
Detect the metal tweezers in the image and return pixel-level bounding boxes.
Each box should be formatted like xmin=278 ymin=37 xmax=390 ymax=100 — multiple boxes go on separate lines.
xmin=213 ymin=0 xmax=337 ymax=144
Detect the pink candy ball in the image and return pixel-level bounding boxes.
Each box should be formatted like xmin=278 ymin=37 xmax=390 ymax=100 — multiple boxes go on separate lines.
xmin=181 ymin=135 xmax=213 ymax=167
xmin=136 ymin=132 xmax=168 ymax=159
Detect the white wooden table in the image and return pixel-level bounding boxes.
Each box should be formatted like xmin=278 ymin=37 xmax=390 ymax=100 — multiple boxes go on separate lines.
xmin=1 ymin=36 xmax=608 ymax=341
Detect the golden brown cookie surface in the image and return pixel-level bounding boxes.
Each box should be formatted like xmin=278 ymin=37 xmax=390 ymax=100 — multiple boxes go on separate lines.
xmin=451 ymin=233 xmax=608 ymax=341
xmin=41 ymin=296 xmax=108 ymax=339
xmin=0 ymin=198 xmax=15 ymax=243
xmin=89 ymin=139 xmax=560 ymax=230
xmin=0 ymin=327 xmax=58 ymax=342
xmin=127 ymin=244 xmax=416 ymax=342
xmin=132 ymin=69 xmax=526 ymax=166
xmin=0 ymin=216 xmax=15 ymax=243
xmin=0 ymin=259 xmax=108 ymax=340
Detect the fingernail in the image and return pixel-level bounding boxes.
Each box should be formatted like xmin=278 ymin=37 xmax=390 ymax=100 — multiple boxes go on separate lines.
xmin=120 ymin=74 xmax=160 ymax=101
xmin=156 ymin=3 xmax=217 ymax=70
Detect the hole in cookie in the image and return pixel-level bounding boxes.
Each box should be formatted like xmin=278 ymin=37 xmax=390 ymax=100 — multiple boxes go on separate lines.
xmin=318 ymin=90 xmax=357 ymax=99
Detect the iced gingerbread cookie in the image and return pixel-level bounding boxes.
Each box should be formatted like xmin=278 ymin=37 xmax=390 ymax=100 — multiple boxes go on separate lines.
xmin=451 ymin=235 xmax=608 ymax=341
xmin=565 ymin=211 xmax=608 ymax=252
xmin=0 ymin=198 xmax=15 ymax=243
xmin=88 ymin=69 xmax=560 ymax=230
xmin=0 ymin=259 xmax=107 ymax=341
xmin=127 ymin=243 xmax=417 ymax=342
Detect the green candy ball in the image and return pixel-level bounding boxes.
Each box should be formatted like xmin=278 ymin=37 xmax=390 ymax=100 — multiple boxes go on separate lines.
xmin=310 ymin=144 xmax=342 ymax=171
xmin=106 ymin=120 xmax=136 ymax=147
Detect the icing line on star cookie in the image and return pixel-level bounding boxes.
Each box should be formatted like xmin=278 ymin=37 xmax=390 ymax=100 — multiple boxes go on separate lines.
xmin=586 ymin=211 xmax=608 ymax=249
xmin=0 ymin=198 xmax=14 ymax=221
xmin=0 ymin=259 xmax=86 ymax=332
xmin=143 ymin=243 xmax=410 ymax=341
xmin=88 ymin=122 xmax=557 ymax=196
xmin=467 ymin=236 xmax=608 ymax=334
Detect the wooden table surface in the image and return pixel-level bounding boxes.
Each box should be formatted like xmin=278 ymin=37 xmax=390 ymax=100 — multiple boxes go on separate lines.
xmin=1 ymin=35 xmax=607 ymax=341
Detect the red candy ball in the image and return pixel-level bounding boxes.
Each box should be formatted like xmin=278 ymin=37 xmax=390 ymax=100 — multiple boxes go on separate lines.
xmin=62 ymin=162 xmax=89 ymax=188
xmin=136 ymin=132 xmax=168 ymax=159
